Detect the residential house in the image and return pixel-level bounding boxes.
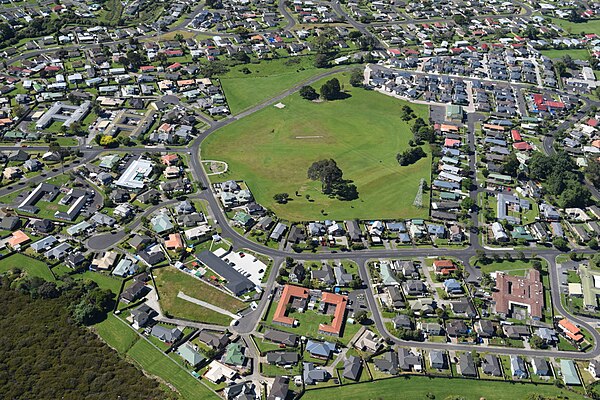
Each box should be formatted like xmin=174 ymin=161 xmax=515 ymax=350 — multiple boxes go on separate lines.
xmin=482 ymin=355 xmax=502 ymax=377
xmin=151 ymin=325 xmax=182 ymax=344
xmin=397 ymin=348 xmax=421 ymax=371
xmin=429 ymin=351 xmax=446 ymax=369
xmin=303 ymin=362 xmax=330 ymax=385
xmin=510 ymin=355 xmax=528 ymax=379
xmin=459 ymin=352 xmax=477 ymax=377
xmin=373 ymin=350 xmax=398 ymax=375
xmin=343 ymin=355 xmax=362 ymax=381
xmin=266 ymin=352 xmax=299 ymax=366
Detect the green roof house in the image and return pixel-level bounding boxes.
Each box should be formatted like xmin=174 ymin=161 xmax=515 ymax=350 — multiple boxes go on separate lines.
xmin=511 ymin=226 xmax=534 ymax=241
xmin=560 ymin=359 xmax=581 ymax=386
xmin=99 ymin=154 xmax=122 ymax=169
xmin=223 ymin=342 xmax=245 ymax=366
xmin=233 ymin=211 xmax=254 ymax=228
xmin=177 ymin=343 xmax=205 ymax=367
xmin=151 ymin=213 xmax=174 ymax=233
xmin=380 ymin=262 xmax=399 ymax=286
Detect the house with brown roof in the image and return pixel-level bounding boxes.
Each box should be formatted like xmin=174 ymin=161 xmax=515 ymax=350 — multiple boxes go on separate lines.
xmin=492 ymin=269 xmax=543 ymax=320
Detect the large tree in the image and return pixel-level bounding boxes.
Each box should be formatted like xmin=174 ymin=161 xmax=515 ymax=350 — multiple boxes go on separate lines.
xmin=308 ymin=159 xmax=343 ymax=194
xmin=320 ymin=78 xmax=341 ymax=100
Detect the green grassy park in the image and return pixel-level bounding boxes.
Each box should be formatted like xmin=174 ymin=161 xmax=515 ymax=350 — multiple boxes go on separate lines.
xmin=94 ymin=314 xmax=139 ymax=354
xmin=476 ymin=259 xmax=542 ymax=276
xmin=220 ymin=57 xmax=327 ymax=114
xmin=300 ymin=375 xmax=586 ymax=400
xmin=540 ymin=48 xmax=591 ymax=61
xmin=204 ymin=72 xmax=431 ymax=221
xmin=153 ymin=267 xmax=246 ymax=325
xmin=550 ymin=17 xmax=600 ymax=35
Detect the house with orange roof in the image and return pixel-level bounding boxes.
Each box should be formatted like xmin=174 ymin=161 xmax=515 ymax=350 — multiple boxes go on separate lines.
xmin=158 ymin=123 xmax=172 ymax=134
xmin=558 ymin=318 xmax=584 ymax=342
xmin=165 ymin=233 xmax=184 ymax=250
xmin=440 ymin=124 xmax=459 ymax=133
xmin=161 ymin=154 xmax=180 ymax=166
xmin=273 ymin=285 xmax=309 ymax=327
xmin=177 ymin=79 xmax=195 ymax=88
xmin=318 ymin=292 xmax=348 ymax=337
xmin=433 ymin=259 xmax=457 ymax=275
xmin=444 ymin=138 xmax=461 ymax=148
xmin=7 ymin=230 xmax=30 ymax=248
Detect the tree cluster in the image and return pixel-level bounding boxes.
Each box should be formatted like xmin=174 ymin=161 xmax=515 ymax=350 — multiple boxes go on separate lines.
xmin=319 ymin=78 xmax=342 ymax=100
xmin=307 ymin=159 xmax=358 ymax=200
xmin=0 ymin=272 xmax=172 ymax=400
xmin=411 ymin=117 xmax=435 ymax=143
xmin=528 ymin=152 xmax=591 ymax=208
xmin=396 ymin=147 xmax=426 ymax=166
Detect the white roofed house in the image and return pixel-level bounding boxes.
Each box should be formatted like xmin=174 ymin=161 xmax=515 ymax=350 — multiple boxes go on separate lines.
xmin=115 ymin=157 xmax=154 ymax=191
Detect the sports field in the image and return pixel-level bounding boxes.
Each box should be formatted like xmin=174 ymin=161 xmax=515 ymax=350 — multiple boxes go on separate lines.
xmin=204 ymin=72 xmax=431 ymax=221
xmin=301 ymin=375 xmax=586 ymax=400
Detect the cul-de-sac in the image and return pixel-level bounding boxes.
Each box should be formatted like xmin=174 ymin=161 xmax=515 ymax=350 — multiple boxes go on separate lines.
xmin=3 ymin=1 xmax=600 ymax=399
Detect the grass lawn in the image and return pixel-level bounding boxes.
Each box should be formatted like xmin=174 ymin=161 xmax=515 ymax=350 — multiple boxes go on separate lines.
xmin=78 ymin=271 xmax=123 ymax=294
xmin=540 ymin=48 xmax=590 ymax=60
xmin=219 ymin=56 xmax=325 ymax=114
xmin=261 ymin=362 xmax=300 ymax=377
xmin=301 ymin=374 xmax=586 ymax=400
xmin=473 ymin=259 xmax=545 ymax=277
xmin=93 ymin=313 xmax=139 ymax=354
xmin=0 ymin=254 xmax=54 ymax=281
xmin=153 ymin=267 xmax=246 ymax=325
xmin=204 ymin=72 xmax=431 ymax=221
xmin=126 ymin=339 xmax=218 ymax=400
xmin=550 ymin=17 xmax=600 ymax=35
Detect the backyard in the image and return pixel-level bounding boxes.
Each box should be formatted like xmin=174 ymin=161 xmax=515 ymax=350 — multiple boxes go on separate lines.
xmin=153 ymin=267 xmax=246 ymax=325
xmin=204 ymin=72 xmax=431 ymax=221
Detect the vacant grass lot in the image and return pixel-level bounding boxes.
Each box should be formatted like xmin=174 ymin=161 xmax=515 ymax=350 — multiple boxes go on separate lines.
xmin=220 ymin=57 xmax=326 ymax=114
xmin=153 ymin=267 xmax=246 ymax=325
xmin=94 ymin=314 xmax=139 ymax=354
xmin=473 ymin=259 xmax=545 ymax=277
xmin=301 ymin=375 xmax=586 ymax=400
xmin=204 ymin=73 xmax=431 ymax=221
xmin=0 ymin=254 xmax=54 ymax=281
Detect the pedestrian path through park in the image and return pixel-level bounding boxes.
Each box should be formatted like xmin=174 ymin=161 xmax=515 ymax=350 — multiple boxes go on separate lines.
xmin=177 ymin=291 xmax=238 ymax=318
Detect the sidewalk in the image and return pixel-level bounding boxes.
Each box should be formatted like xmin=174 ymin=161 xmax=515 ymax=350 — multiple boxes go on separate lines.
xmin=177 ymin=291 xmax=238 ymax=318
